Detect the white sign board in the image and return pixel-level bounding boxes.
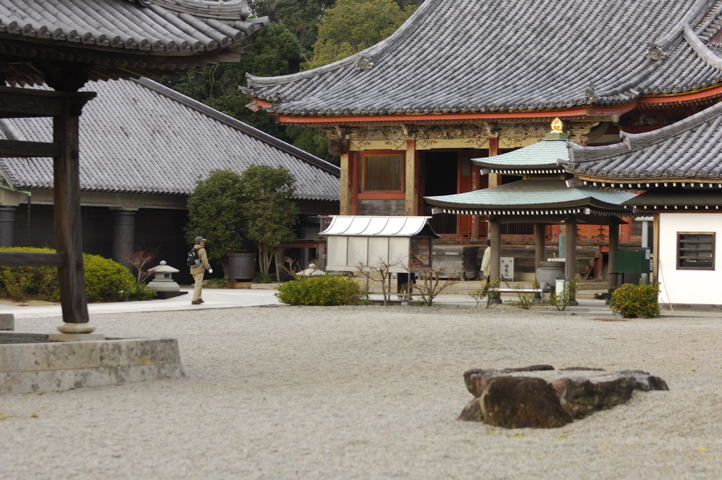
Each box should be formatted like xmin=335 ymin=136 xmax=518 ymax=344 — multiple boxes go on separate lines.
xmin=500 ymin=257 xmax=514 ymax=281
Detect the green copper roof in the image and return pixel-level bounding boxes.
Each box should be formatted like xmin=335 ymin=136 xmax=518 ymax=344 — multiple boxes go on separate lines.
xmin=472 ymin=137 xmax=569 ymax=171
xmin=425 ymin=179 xmax=635 ymax=212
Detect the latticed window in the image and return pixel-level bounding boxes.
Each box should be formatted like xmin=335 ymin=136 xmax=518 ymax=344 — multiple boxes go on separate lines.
xmin=677 ymin=232 xmax=715 ymax=270
xmin=363 ymin=154 xmax=403 ymax=191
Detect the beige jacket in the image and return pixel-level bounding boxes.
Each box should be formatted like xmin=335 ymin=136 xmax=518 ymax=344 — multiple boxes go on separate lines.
xmin=190 ymin=244 xmax=211 ymax=275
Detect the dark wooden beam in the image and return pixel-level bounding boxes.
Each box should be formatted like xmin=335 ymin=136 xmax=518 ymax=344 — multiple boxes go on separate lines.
xmin=0 ymin=251 xmax=64 ymax=267
xmin=0 ymin=139 xmax=60 ymax=157
xmin=0 ymin=86 xmax=95 ymax=117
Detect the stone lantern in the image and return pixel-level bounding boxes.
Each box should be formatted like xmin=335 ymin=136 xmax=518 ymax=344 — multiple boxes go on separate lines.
xmin=147 ymin=261 xmax=186 ymax=299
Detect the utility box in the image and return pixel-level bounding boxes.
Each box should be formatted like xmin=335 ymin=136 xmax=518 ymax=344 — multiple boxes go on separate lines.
xmin=612 ymin=248 xmax=651 ymax=274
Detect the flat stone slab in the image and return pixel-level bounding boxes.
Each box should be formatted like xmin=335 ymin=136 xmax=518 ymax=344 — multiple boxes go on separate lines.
xmin=460 ymin=365 xmax=668 ymax=428
xmin=0 ymin=313 xmax=14 ymax=331
xmin=0 ymin=333 xmax=185 ymax=395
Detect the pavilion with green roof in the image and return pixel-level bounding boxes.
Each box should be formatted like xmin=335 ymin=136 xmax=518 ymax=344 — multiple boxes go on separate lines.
xmin=425 ymin=120 xmax=636 ymax=295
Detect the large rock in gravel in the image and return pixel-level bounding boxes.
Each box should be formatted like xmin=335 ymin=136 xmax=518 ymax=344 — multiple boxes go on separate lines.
xmin=460 ymin=366 xmax=668 ymax=428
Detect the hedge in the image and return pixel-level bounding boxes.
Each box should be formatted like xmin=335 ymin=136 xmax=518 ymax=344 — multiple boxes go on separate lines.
xmin=0 ymin=247 xmax=154 ymax=302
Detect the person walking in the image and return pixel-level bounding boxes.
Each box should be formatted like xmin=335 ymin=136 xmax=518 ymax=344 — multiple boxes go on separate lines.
xmin=189 ymin=236 xmax=212 ymax=305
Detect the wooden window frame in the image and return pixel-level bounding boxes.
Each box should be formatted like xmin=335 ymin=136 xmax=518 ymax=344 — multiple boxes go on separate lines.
xmin=676 ymin=232 xmax=715 ymax=270
xmin=358 ymin=150 xmax=405 ymax=200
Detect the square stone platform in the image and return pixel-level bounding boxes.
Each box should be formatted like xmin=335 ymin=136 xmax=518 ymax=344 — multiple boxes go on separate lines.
xmin=0 ymin=334 xmax=185 ymax=395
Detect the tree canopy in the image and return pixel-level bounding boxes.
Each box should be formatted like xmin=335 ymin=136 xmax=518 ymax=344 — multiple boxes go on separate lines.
xmin=185 ymin=170 xmax=246 ymax=264
xmin=239 ymin=165 xmax=298 ymax=275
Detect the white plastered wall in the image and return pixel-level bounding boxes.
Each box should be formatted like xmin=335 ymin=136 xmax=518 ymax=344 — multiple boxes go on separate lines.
xmin=658 ymin=213 xmax=722 ymax=305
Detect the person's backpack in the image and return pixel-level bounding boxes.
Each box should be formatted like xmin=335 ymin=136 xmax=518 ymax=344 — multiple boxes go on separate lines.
xmin=186 ymin=248 xmax=200 ymax=267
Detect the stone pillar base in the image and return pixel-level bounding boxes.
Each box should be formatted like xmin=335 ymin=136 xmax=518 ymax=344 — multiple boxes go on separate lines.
xmin=57 ymin=322 xmax=96 ymax=334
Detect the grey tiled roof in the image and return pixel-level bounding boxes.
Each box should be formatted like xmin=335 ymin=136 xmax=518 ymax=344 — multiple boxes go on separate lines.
xmin=0 ymin=0 xmax=266 ymax=83
xmin=246 ymin=0 xmax=722 ymax=116
xmin=625 ymin=189 xmax=722 ymax=208
xmin=564 ymin=101 xmax=722 ymax=181
xmin=424 ymin=180 xmax=635 ymax=212
xmin=0 ymin=78 xmax=339 ymax=201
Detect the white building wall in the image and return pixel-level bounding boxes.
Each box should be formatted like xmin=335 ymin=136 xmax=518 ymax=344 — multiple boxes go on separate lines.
xmin=658 ymin=213 xmax=722 ymax=305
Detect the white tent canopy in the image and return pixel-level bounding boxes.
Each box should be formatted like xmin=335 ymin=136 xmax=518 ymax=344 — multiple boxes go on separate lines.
xmin=320 ymin=216 xmax=438 ymax=272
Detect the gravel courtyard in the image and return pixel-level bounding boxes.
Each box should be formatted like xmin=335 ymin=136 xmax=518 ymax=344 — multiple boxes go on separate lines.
xmin=2 ymin=305 xmax=722 ymax=479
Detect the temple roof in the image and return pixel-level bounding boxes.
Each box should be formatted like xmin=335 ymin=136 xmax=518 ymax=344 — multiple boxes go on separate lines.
xmin=246 ymin=0 xmax=722 ymax=118
xmin=424 ymin=180 xmax=635 ymax=215
xmin=563 ymin=101 xmax=722 ymax=184
xmin=472 ymin=133 xmax=568 ymax=174
xmin=0 ymin=0 xmax=266 ymax=84
xmin=625 ymin=188 xmax=722 ymax=209
xmin=0 ymin=78 xmax=339 ymax=201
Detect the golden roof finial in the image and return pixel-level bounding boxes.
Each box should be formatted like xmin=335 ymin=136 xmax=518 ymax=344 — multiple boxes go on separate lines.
xmin=551 ymin=117 xmax=564 ymax=133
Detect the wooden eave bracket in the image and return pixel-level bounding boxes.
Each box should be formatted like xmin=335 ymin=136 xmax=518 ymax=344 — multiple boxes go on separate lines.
xmin=0 ymin=86 xmax=96 ymax=117
xmin=0 ymin=140 xmax=60 ymax=158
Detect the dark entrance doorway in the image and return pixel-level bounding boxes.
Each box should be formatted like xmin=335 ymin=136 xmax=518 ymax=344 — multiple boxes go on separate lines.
xmin=423 ymin=151 xmax=457 ymax=234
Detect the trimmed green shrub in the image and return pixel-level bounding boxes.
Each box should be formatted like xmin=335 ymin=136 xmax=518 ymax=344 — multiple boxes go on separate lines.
xmin=0 ymin=247 xmax=154 ymax=302
xmin=610 ymin=283 xmax=660 ymax=318
xmin=276 ymin=275 xmax=362 ymax=306
xmin=0 ymin=247 xmax=58 ymax=301
xmin=83 ymin=253 xmax=136 ymax=302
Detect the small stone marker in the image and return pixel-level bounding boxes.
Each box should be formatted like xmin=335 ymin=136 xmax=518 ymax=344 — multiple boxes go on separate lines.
xmin=0 ymin=313 xmax=14 ymax=331
xmin=459 ymin=365 xmax=668 ymax=428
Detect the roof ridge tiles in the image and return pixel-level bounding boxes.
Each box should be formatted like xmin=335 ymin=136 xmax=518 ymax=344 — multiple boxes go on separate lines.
xmin=684 ymin=24 xmax=722 ymax=69
xmin=245 ymin=0 xmax=437 ymax=90
xmin=132 ymin=78 xmax=340 ymax=178
xmin=566 ymin=100 xmax=722 ymax=166
xmin=654 ymin=0 xmax=716 ymax=49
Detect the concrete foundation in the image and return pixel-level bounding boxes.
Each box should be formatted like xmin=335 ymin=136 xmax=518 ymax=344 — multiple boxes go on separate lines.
xmin=0 ymin=334 xmax=185 ymax=395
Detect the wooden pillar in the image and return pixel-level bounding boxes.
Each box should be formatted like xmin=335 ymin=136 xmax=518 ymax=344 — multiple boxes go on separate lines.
xmin=405 ymin=138 xmax=418 ymax=215
xmin=488 ymin=137 xmax=501 ymax=188
xmin=489 ymin=219 xmax=501 ymax=283
xmin=339 ymin=152 xmax=351 ymax=214
xmin=533 ymin=223 xmax=545 ymax=269
xmin=53 ymin=99 xmax=90 ymax=329
xmin=564 ymin=217 xmax=577 ymax=303
xmin=652 ymin=214 xmax=660 ymax=284
xmin=607 ymin=222 xmax=619 ymax=293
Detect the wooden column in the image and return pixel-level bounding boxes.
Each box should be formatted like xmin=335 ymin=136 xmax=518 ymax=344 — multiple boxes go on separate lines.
xmin=533 ymin=223 xmax=545 ymax=269
xmin=488 ymin=137 xmax=501 ymax=188
xmin=652 ymin=215 xmax=660 ymax=284
xmin=339 ymin=152 xmax=351 ymax=214
xmin=405 ymin=138 xmax=418 ymax=215
xmin=607 ymin=222 xmax=619 ymax=293
xmin=489 ymin=219 xmax=501 ymax=283
xmin=564 ymin=218 xmax=577 ymax=303
xmin=53 ymin=98 xmax=90 ymax=328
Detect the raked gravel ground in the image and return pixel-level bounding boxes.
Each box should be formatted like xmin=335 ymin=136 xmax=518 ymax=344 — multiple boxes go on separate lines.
xmin=2 ymin=305 xmax=722 ymax=479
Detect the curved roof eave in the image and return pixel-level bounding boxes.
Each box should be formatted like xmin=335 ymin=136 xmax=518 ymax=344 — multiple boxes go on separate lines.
xmin=246 ymin=0 xmax=722 ymax=118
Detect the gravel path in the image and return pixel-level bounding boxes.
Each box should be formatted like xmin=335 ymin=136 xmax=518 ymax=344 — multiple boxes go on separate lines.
xmin=2 ymin=305 xmax=722 ymax=479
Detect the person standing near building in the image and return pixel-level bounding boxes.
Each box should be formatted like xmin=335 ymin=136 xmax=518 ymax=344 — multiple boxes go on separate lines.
xmin=189 ymin=236 xmax=212 ymax=305
xmin=480 ymin=239 xmax=491 ymax=283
